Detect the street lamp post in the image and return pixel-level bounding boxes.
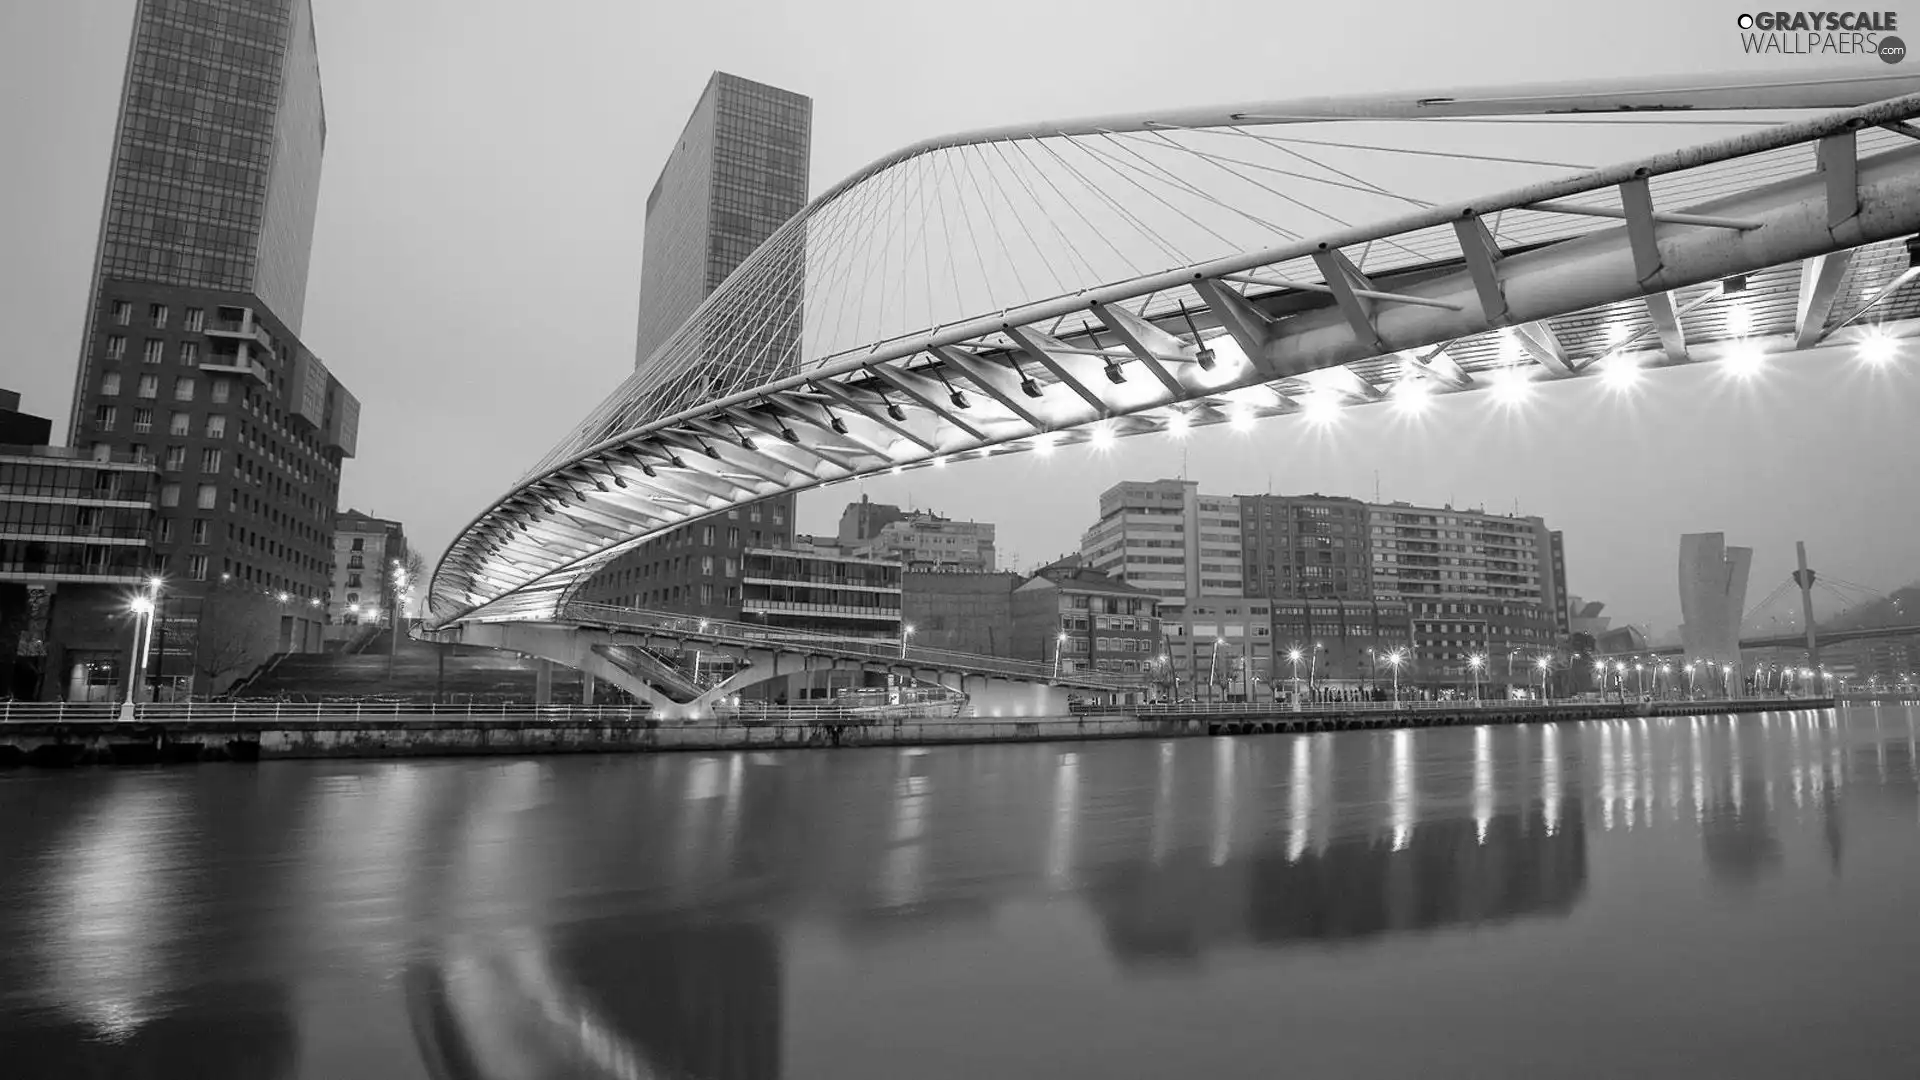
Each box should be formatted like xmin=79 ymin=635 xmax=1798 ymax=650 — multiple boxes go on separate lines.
xmin=1536 ymin=655 xmax=1552 ymax=704
xmin=1386 ymin=649 xmax=1406 ymax=707
xmin=1308 ymin=643 xmax=1322 ymax=702
xmin=1469 ymin=653 xmax=1486 ymax=705
xmin=120 ymin=591 xmax=156 ymax=722
xmin=147 ymin=576 xmax=167 ymax=702
xmin=901 ymin=623 xmax=916 ymax=659
xmin=1054 ymin=631 xmax=1068 ymax=677
xmin=1288 ymin=648 xmax=1303 ymax=706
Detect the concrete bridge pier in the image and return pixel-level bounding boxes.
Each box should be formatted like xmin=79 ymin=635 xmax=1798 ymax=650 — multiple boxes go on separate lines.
xmin=534 ymin=659 xmax=553 ymax=706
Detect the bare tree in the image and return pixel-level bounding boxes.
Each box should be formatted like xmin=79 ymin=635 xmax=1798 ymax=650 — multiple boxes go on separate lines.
xmin=189 ymin=582 xmax=279 ymax=695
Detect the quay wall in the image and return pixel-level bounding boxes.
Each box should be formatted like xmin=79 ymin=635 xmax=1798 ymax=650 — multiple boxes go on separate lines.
xmin=0 ymin=698 xmax=1839 ymax=768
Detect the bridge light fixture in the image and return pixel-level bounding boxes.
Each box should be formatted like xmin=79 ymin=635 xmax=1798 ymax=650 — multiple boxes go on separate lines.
xmin=823 ymin=405 xmax=850 ymax=434
xmin=1725 ymin=303 xmax=1753 ymax=337
xmin=1033 ymin=431 xmax=1057 ymax=456
xmin=1302 ymin=392 xmax=1342 ymax=426
xmin=724 ymin=418 xmax=757 ymax=449
xmin=1857 ymin=328 xmax=1898 ymax=366
xmin=1230 ymin=405 xmax=1256 ymax=432
xmin=1104 ymin=358 xmax=1126 ymax=384
xmin=1090 ymin=423 xmax=1116 ymax=449
xmin=1600 ymin=357 xmax=1641 ymax=391
xmin=1723 ymin=343 xmax=1765 ymax=378
xmin=1489 ymin=368 xmax=1533 ymax=407
xmin=694 ymin=437 xmax=722 ymax=459
xmin=1165 ymin=411 xmax=1190 ymax=438
xmin=1177 ymin=304 xmax=1218 ymax=371
xmin=777 ymin=421 xmax=801 ymax=443
xmin=1604 ymin=323 xmax=1628 ymax=347
xmin=931 ymin=368 xmax=971 ymax=409
xmin=932 ymin=455 xmax=946 ymax=469
xmin=1392 ymin=379 xmax=1430 ymax=415
xmin=639 ymin=461 xmax=657 ymax=478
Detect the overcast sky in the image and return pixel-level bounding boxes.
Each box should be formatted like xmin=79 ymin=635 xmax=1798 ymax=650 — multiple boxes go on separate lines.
xmin=2 ymin=0 xmax=1916 ymax=635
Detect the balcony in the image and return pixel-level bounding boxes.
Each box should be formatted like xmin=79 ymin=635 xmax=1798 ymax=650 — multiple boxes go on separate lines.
xmin=741 ymin=599 xmax=904 ymax=621
xmin=200 ymin=352 xmax=270 ymax=386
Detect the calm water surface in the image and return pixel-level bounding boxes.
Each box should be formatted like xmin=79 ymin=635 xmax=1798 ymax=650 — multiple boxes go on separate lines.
xmin=4 ymin=706 xmax=1920 ymax=1078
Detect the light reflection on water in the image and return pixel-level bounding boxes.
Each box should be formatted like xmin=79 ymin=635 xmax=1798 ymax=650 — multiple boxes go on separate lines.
xmin=2 ymin=705 xmax=1919 ymax=1078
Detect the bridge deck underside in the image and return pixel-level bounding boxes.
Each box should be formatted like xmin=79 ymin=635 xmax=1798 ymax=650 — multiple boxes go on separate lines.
xmin=428 ymin=78 xmax=1920 ymax=629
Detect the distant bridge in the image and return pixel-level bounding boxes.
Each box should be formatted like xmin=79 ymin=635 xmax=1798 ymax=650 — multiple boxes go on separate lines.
xmin=1609 ymin=623 xmax=1920 ymax=660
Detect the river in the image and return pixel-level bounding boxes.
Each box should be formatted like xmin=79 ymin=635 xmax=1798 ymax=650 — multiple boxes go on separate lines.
xmin=2 ymin=705 xmax=1917 ymax=1078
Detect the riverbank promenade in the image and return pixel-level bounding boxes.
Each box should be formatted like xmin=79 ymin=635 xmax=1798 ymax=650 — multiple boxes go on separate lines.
xmin=0 ymin=697 xmax=1862 ymax=767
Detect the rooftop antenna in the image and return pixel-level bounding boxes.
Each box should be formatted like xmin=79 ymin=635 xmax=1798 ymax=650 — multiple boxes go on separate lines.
xmin=1373 ymin=470 xmax=1380 ymax=503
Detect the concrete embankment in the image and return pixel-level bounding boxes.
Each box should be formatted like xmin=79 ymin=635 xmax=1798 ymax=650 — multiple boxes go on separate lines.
xmin=0 ymin=698 xmax=1836 ymax=768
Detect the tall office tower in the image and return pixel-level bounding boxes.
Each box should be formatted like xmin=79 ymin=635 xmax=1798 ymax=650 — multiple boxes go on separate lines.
xmin=580 ymin=73 xmax=811 ymax=621
xmin=68 ymin=0 xmax=357 ymax=676
xmin=1079 ymin=480 xmax=1243 ymax=600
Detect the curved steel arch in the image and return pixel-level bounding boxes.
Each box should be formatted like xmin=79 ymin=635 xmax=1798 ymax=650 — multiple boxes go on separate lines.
xmin=429 ymin=70 xmax=1920 ymax=628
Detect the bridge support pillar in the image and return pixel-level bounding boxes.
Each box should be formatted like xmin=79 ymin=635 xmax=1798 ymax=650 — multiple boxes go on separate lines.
xmin=580 ymin=671 xmax=596 ymax=706
xmin=534 ymin=659 xmax=553 ymax=706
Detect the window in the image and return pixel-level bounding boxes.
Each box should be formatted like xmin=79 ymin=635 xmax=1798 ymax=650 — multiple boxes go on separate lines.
xmin=701 ymin=556 xmax=714 ymax=576
xmin=100 ymin=372 xmax=121 ymax=395
xmin=749 ymin=505 xmax=762 ymax=523
xmin=156 ymin=518 xmax=174 ymax=543
xmin=700 ymin=583 xmax=714 ymax=606
xmin=179 ymin=342 xmax=199 ymax=366
xmin=94 ymin=404 xmax=116 ymax=429
xmin=184 ymin=308 xmax=204 ymax=332
xmin=204 ymin=415 xmax=225 ymax=438
xmin=347 ymin=573 xmax=362 ymax=588
xmin=200 ymin=449 xmax=221 ymax=473
xmin=348 ymin=554 xmax=364 ymax=568
xmin=143 ymin=340 xmax=164 ymax=364
xmin=196 ymin=484 xmax=217 ymax=509
xmin=210 ymin=378 xmax=230 ymax=404
xmin=130 ymin=407 xmax=153 ymax=433
xmin=702 ymin=525 xmax=714 ymax=546
xmin=173 ymin=377 xmax=195 ymax=401
xmin=191 ymin=519 xmax=208 ymax=545
xmin=112 ymin=301 xmax=132 ymax=325
xmin=728 ymin=527 xmax=740 ymax=547
xmin=137 ymin=374 xmax=158 ymax=399
xmin=105 ymin=335 xmax=126 ymax=359
xmin=169 ymin=412 xmax=190 ymax=436
xmin=129 ymin=443 xmax=150 ymax=463
xmin=160 ymin=482 xmax=180 ymax=507
xmin=350 ymin=537 xmax=364 ymax=551
xmin=164 ymin=446 xmax=185 ymax=472
xmin=346 ymin=593 xmax=359 ymax=605
xmin=150 ymin=304 xmax=168 ymax=328
xmin=187 ymin=554 xmax=208 ymax=580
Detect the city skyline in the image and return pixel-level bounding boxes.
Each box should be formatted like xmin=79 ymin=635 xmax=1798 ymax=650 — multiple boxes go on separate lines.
xmin=4 ymin=1 xmax=1919 ymax=636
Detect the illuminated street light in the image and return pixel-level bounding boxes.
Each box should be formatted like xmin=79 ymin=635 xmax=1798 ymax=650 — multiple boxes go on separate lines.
xmin=1536 ymin=655 xmax=1552 ymax=704
xmin=1469 ymin=653 xmax=1486 ymax=703
xmin=1385 ymin=649 xmax=1407 ymax=706
xmin=120 ymin=592 xmax=157 ymax=721
xmin=900 ymin=623 xmax=916 ymax=658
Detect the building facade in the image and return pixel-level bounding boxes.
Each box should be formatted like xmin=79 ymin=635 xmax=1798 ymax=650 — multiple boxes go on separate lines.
xmin=852 ymin=511 xmax=996 ymax=572
xmin=1237 ymin=493 xmax=1372 ymax=600
xmin=1081 ymin=479 xmax=1242 ymax=600
xmin=742 ymin=541 xmax=900 ymax=701
xmin=1159 ymin=597 xmax=1274 ymax=701
xmin=902 ymin=571 xmax=1018 ymax=656
xmin=579 ymin=72 xmax=810 ymax=622
xmin=1 ymin=393 xmax=159 ymax=700
xmin=66 ymin=0 xmax=355 ymax=665
xmin=1011 ymin=561 xmax=1161 ymax=676
xmin=1368 ymin=503 xmax=1562 ymax=684
xmin=1269 ymin=597 xmax=1415 ymax=691
xmin=329 ymin=509 xmax=406 ymax=625
xmin=1677 ymin=532 xmax=1752 ymax=672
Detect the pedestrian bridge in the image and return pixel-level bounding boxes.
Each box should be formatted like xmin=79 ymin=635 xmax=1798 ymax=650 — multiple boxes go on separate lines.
xmin=428 ymin=68 xmax=1920 ymax=631
xmin=424 ymin=602 xmax=1144 ymax=718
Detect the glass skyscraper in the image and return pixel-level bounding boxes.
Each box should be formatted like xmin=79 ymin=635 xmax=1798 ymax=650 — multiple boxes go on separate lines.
xmin=66 ymin=0 xmax=359 ymax=676
xmin=582 ymin=73 xmax=811 ymax=622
